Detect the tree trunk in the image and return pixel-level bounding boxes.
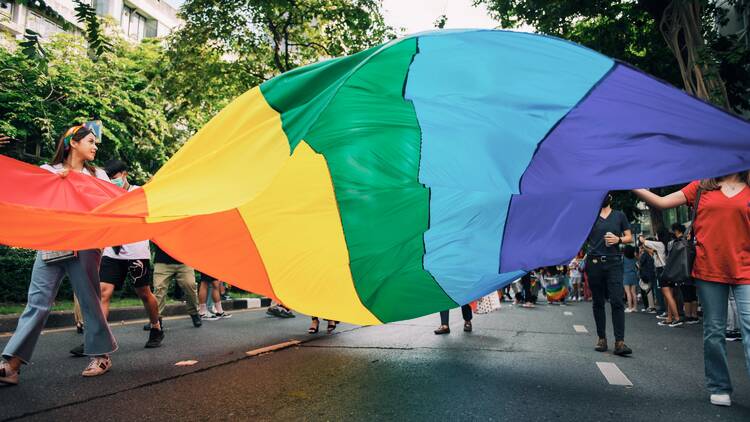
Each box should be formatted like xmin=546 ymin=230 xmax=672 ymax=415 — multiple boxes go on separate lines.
xmin=658 ymin=0 xmax=731 ymax=108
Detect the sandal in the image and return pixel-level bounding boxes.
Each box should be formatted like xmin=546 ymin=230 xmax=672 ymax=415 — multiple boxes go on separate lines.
xmin=326 ymin=320 xmax=338 ymax=334
xmin=308 ymin=317 xmax=319 ymax=334
xmin=76 ymin=322 xmax=84 ymax=334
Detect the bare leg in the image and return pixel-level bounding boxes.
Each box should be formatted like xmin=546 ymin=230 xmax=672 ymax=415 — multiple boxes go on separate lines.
xmin=135 ymin=286 xmax=160 ymax=329
xmin=100 ymin=282 xmax=116 ymax=319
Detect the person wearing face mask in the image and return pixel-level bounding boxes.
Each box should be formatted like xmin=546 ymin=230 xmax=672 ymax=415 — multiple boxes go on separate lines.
xmin=584 ymin=193 xmax=633 ymax=356
xmin=69 ymin=160 xmax=165 ymax=357
xmin=0 ymin=124 xmax=118 ymax=385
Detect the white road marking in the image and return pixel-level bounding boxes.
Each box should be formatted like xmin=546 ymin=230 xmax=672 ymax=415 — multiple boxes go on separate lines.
xmin=246 ymin=340 xmax=301 ymax=357
xmin=573 ymin=324 xmax=588 ymax=333
xmin=564 ymin=311 xmax=573 ymax=316
xmin=596 ymin=362 xmax=633 ymax=386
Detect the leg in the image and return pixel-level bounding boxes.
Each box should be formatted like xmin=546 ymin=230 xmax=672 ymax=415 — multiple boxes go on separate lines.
xmin=73 ymin=294 xmax=84 ymax=330
xmin=174 ymin=265 xmax=199 ymax=315
xmin=662 ymin=286 xmax=679 ymax=322
xmin=135 ymin=286 xmax=160 ymax=327
xmin=198 ymin=281 xmax=208 ymax=314
xmin=439 ymin=310 xmax=449 ymax=326
xmin=2 ymin=253 xmax=65 ymax=366
xmin=66 ymin=250 xmax=117 ymax=356
xmin=730 ymin=284 xmax=750 ymax=381
xmin=697 ymin=280 xmax=732 ymax=394
xmin=587 ymin=262 xmax=608 ymax=340
xmin=461 ymin=304 xmax=473 ymax=322
xmin=100 ymin=283 xmax=116 ymax=319
xmin=152 ymin=263 xmax=172 ymax=316
xmin=605 ymin=262 xmax=625 ymax=341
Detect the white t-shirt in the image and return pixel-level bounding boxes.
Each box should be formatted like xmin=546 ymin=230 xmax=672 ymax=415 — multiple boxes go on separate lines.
xmin=643 ymin=240 xmax=667 ymax=268
xmin=41 ymin=163 xmax=110 ymax=182
xmin=103 ymin=185 xmax=151 ymax=260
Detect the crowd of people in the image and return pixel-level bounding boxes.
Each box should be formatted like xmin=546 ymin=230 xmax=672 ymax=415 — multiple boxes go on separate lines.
xmin=0 ymin=126 xmax=748 ymax=409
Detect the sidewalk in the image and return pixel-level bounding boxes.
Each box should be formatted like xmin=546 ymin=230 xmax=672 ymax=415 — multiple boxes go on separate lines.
xmin=0 ymin=297 xmax=272 ymax=333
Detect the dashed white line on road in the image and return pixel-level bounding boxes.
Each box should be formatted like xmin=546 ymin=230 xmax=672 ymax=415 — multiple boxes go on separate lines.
xmin=564 ymin=311 xmax=573 ymax=316
xmin=596 ymin=362 xmax=633 ymax=386
xmin=573 ymin=324 xmax=588 ymax=333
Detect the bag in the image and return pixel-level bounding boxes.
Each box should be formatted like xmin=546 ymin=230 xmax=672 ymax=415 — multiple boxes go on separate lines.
xmin=475 ymin=291 xmax=501 ymax=314
xmin=661 ymin=188 xmax=702 ymax=284
xmin=638 ymin=279 xmax=651 ymax=293
xmin=40 ymin=250 xmax=77 ymax=264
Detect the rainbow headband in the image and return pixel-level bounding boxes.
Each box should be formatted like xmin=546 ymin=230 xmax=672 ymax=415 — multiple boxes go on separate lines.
xmin=62 ymin=125 xmax=85 ymax=150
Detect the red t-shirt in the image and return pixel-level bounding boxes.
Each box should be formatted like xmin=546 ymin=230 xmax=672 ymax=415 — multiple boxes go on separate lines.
xmin=681 ymin=181 xmax=750 ymax=284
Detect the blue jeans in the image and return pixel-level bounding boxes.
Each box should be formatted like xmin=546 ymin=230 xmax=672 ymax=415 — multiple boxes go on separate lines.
xmin=696 ymin=280 xmax=750 ymax=394
xmin=3 ymin=250 xmax=117 ymax=363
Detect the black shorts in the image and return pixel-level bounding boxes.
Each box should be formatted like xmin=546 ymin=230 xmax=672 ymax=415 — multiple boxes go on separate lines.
xmin=99 ymin=257 xmax=151 ymax=290
xmin=199 ymin=272 xmax=217 ymax=283
xmin=681 ymin=284 xmax=698 ymax=302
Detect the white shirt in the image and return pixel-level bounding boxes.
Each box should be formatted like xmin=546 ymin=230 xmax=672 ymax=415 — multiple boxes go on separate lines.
xmin=41 ymin=163 xmax=110 ymax=182
xmin=103 ymin=185 xmax=151 ymax=260
xmin=643 ymin=239 xmax=667 ymax=268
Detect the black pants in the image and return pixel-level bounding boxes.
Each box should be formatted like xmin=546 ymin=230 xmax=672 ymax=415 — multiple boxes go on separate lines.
xmin=522 ymin=278 xmax=537 ymax=303
xmin=440 ymin=305 xmax=473 ymax=325
xmin=586 ymin=257 xmax=625 ymax=341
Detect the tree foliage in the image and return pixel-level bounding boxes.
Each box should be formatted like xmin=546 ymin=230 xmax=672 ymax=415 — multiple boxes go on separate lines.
xmin=475 ymin=0 xmax=750 ymax=114
xmin=163 ymin=0 xmax=395 ymax=129
xmin=0 ymin=32 xmax=177 ymax=184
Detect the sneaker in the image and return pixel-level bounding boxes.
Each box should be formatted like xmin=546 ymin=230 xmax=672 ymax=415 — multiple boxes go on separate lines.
xmin=200 ymin=313 xmax=219 ymax=321
xmin=145 ymin=328 xmax=164 ymax=348
xmin=221 ymin=294 xmax=232 ymax=301
xmin=656 ymin=313 xmax=668 ymax=320
xmin=685 ymin=317 xmax=701 ymax=325
xmin=613 ymin=341 xmax=632 ymax=356
xmin=82 ymin=355 xmax=112 ymax=377
xmin=710 ymin=393 xmax=731 ymax=407
xmin=214 ymin=312 xmax=232 ymax=319
xmin=266 ymin=305 xmax=295 ymax=318
xmin=595 ymin=338 xmax=608 ymax=352
xmin=657 ymin=320 xmax=672 ymax=326
xmin=70 ymin=343 xmax=85 ymax=357
xmin=0 ymin=361 xmax=19 ymax=385
xmin=624 ymin=308 xmax=633 ymax=313
xmin=143 ymin=317 xmax=163 ymax=331
xmin=190 ymin=314 xmax=203 ymax=328
xmin=726 ymin=330 xmax=742 ymax=342
xmin=434 ymin=325 xmax=450 ymax=335
xmin=668 ymin=320 xmax=684 ymax=328
xmin=647 ymin=308 xmax=657 ymax=314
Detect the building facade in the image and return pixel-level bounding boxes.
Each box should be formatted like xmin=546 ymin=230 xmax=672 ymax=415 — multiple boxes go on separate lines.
xmin=0 ymin=0 xmax=180 ymax=42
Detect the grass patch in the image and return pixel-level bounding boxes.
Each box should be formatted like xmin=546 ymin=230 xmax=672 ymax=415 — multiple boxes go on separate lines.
xmin=0 ymin=291 xmax=261 ymax=315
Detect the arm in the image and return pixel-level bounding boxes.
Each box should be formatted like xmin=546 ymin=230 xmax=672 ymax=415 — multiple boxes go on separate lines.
xmin=620 ymin=229 xmax=632 ymax=245
xmin=632 ymin=189 xmax=687 ymax=210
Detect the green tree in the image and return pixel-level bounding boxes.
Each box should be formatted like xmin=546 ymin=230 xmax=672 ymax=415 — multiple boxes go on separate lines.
xmin=475 ymin=0 xmax=750 ymax=113
xmin=163 ymin=0 xmax=395 ymax=130
xmin=0 ymin=32 xmax=178 ymax=184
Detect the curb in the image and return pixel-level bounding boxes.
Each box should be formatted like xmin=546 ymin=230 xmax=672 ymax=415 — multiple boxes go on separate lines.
xmin=0 ymin=297 xmax=272 ymax=334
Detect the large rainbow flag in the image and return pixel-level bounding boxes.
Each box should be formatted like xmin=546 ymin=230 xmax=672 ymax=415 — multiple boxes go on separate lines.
xmin=1 ymin=30 xmax=749 ymax=324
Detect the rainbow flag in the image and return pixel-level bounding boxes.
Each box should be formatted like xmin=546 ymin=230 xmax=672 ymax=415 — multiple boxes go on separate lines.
xmin=545 ymin=283 xmax=569 ymax=302
xmin=1 ymin=30 xmax=749 ymax=324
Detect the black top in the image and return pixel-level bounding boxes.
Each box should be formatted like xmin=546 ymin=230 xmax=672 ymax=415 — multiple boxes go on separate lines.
xmin=153 ymin=244 xmax=181 ymax=264
xmin=586 ymin=209 xmax=631 ymax=256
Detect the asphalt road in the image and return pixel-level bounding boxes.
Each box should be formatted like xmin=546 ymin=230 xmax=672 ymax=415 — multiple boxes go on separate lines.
xmin=1 ymin=301 xmax=749 ymax=421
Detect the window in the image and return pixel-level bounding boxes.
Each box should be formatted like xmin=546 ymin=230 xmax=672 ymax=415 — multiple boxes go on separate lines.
xmin=0 ymin=1 xmax=13 ymax=20
xmin=121 ymin=5 xmax=131 ymax=33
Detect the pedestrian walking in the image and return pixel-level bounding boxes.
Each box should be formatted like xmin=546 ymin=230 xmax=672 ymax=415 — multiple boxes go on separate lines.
xmin=584 ymin=193 xmax=633 ymax=356
xmin=1 ymin=124 xmax=117 ymax=384
xmin=149 ymin=245 xmax=202 ymax=330
xmin=198 ymin=272 xmax=231 ymax=320
xmin=434 ymin=305 xmax=473 ymax=334
xmin=623 ymin=245 xmax=639 ymax=313
xmin=634 ymin=171 xmax=750 ymax=407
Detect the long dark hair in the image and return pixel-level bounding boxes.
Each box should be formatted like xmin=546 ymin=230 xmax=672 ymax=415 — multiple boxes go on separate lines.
xmin=51 ymin=125 xmax=97 ymax=175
